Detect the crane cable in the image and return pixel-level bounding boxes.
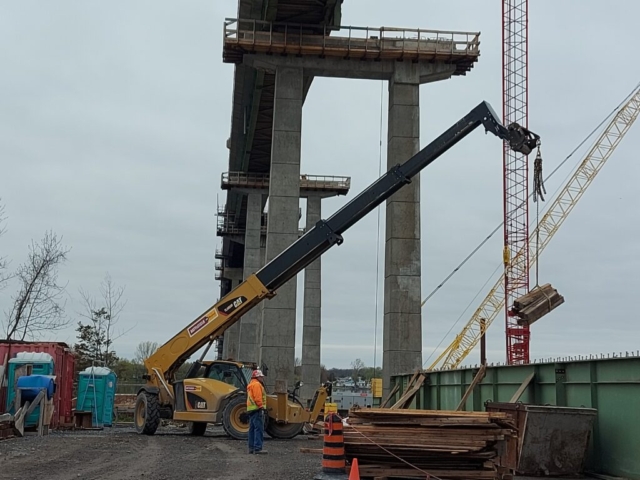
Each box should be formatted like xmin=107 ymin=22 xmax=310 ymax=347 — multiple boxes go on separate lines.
xmin=532 ymin=141 xmax=546 ymax=287
xmin=372 ymin=67 xmax=385 ymax=379
xmin=420 ymin=82 xmax=640 ymax=310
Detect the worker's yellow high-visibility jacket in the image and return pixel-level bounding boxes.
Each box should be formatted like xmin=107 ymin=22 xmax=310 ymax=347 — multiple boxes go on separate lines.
xmin=247 ymin=378 xmax=266 ymax=412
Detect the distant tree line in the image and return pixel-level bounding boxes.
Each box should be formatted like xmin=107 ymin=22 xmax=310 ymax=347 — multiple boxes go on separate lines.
xmin=293 ymin=356 xmax=382 ymax=384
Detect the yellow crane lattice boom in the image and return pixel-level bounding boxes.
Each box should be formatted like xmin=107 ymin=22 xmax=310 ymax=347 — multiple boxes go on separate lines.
xmin=429 ymin=86 xmax=640 ymax=371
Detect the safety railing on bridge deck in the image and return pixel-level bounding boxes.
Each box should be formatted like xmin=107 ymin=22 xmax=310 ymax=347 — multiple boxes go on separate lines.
xmin=221 ymin=171 xmax=351 ymax=194
xmin=223 ymin=18 xmax=480 ymax=69
xmin=216 ymin=209 xmax=305 ymax=237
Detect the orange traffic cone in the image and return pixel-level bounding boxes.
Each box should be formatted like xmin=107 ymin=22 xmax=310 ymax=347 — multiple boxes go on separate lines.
xmin=348 ymin=458 xmax=360 ymax=480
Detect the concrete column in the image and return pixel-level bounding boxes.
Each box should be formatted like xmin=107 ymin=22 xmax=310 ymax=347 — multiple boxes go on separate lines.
xmin=382 ymin=62 xmax=423 ymax=397
xmin=301 ymin=196 xmax=321 ymax=401
xmin=259 ymin=66 xmax=303 ymax=389
xmin=222 ymin=275 xmax=243 ymax=360
xmin=238 ymin=193 xmax=263 ymax=362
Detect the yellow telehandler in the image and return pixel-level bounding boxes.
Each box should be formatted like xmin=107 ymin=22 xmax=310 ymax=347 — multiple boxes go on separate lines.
xmin=133 ymin=100 xmax=540 ymax=439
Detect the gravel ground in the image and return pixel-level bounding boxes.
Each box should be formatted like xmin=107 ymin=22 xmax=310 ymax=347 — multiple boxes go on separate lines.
xmin=0 ymin=425 xmax=323 ymax=480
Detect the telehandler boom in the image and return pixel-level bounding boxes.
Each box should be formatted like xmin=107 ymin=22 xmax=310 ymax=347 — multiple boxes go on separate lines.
xmin=134 ymin=100 xmax=540 ymax=439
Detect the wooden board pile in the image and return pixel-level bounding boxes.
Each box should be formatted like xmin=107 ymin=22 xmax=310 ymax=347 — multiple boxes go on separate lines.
xmin=343 ymin=408 xmax=517 ymax=479
xmin=512 ymin=283 xmax=564 ymax=325
xmin=0 ymin=414 xmax=16 ymax=440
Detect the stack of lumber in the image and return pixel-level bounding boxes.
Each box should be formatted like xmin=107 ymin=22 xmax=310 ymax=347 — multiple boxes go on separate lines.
xmin=0 ymin=414 xmax=16 ymax=440
xmin=512 ymin=283 xmax=564 ymax=325
xmin=343 ymin=408 xmax=517 ymax=479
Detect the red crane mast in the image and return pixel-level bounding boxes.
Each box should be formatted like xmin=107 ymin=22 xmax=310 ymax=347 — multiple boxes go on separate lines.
xmin=502 ymin=0 xmax=531 ymax=364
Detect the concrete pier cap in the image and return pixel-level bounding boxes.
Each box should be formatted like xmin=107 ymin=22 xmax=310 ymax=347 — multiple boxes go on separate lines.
xmin=243 ymin=54 xmax=457 ymax=84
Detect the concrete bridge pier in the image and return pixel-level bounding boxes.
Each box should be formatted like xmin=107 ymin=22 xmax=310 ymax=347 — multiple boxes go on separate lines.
xmin=382 ymin=62 xmax=423 ymax=397
xmin=301 ymin=195 xmax=322 ymax=402
xmin=221 ymin=267 xmax=244 ymax=360
xmin=237 ymin=192 xmax=265 ymax=362
xmin=259 ymin=65 xmax=304 ymax=389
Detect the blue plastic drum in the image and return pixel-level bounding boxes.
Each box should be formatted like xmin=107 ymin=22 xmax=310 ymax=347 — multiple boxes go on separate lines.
xmin=16 ymin=375 xmax=55 ymax=401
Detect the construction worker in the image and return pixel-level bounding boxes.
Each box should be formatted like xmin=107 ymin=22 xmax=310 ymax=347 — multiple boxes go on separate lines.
xmin=246 ymin=369 xmax=267 ymax=454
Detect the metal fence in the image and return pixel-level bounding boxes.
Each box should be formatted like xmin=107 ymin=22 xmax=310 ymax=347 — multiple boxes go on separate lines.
xmin=221 ymin=171 xmax=351 ymax=193
xmin=116 ymin=383 xmax=145 ymax=395
xmin=223 ymin=18 xmax=480 ymax=63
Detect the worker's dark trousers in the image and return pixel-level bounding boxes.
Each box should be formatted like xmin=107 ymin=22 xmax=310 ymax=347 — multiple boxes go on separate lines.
xmin=248 ymin=409 xmax=264 ymax=452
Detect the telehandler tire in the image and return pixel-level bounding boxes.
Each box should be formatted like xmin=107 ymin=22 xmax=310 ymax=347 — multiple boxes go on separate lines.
xmin=134 ymin=391 xmax=160 ymax=435
xmin=222 ymin=394 xmax=250 ymax=440
xmin=189 ymin=422 xmax=207 ymax=436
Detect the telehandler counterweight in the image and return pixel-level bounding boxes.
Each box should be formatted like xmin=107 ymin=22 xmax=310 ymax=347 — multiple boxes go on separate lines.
xmin=134 ymin=100 xmax=540 ymax=439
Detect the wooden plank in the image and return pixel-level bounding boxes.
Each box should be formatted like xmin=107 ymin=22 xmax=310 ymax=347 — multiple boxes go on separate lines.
xmin=299 ymin=448 xmax=323 ymax=454
xmin=13 ymin=405 xmax=25 ymax=437
xmin=512 ymin=283 xmax=564 ymax=325
xmin=23 ymin=390 xmax=45 ymax=418
xmin=513 ymin=283 xmax=553 ymax=308
xmin=380 ymin=384 xmax=400 ymax=409
xmin=390 ymin=374 xmax=426 ymax=409
xmin=509 ymin=372 xmax=535 ymax=403
xmin=350 ymin=408 xmax=510 ymax=419
xmin=356 ymin=467 xmax=497 ymax=477
xmin=388 ymin=371 xmax=419 ymax=408
xmin=342 ymin=405 xmax=516 ymax=480
xmin=0 ymin=353 xmax=7 ymax=388
xmin=456 ymin=364 xmax=487 ymax=411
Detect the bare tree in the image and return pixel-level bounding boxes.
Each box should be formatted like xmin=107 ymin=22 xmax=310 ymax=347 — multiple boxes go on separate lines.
xmin=78 ymin=273 xmax=130 ymax=367
xmin=3 ymin=231 xmax=70 ymax=341
xmin=0 ymin=199 xmax=9 ymax=290
xmin=134 ymin=341 xmax=159 ymax=364
xmin=351 ymin=358 xmax=366 ymax=381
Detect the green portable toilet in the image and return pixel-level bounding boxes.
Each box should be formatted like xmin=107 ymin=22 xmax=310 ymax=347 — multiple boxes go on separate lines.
xmin=6 ymin=352 xmax=54 ymax=428
xmin=76 ymin=367 xmax=117 ymax=427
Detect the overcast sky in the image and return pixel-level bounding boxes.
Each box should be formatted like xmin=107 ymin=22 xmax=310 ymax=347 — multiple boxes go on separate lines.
xmin=1 ymin=1 xmax=639 ymax=370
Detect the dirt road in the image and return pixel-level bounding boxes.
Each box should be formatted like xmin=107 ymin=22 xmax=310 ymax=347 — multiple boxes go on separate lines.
xmin=0 ymin=425 xmax=322 ymax=480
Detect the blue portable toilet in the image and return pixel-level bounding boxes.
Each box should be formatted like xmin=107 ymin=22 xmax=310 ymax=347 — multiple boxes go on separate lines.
xmin=6 ymin=352 xmax=54 ymax=428
xmin=76 ymin=367 xmax=117 ymax=427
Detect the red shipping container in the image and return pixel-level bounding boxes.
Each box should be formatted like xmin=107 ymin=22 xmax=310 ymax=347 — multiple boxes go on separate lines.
xmin=0 ymin=341 xmax=76 ymax=428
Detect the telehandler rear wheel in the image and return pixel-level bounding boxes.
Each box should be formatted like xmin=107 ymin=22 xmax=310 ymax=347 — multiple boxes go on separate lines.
xmin=222 ymin=394 xmax=250 ymax=440
xmin=134 ymin=391 xmax=160 ymax=435
xmin=189 ymin=422 xmax=207 ymax=436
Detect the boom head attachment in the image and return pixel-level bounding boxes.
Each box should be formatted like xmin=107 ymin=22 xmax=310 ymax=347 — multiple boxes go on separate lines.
xmin=506 ymin=122 xmax=540 ymax=155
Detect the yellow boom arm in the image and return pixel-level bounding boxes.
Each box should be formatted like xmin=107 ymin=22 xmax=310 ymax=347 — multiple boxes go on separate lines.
xmin=144 ymin=274 xmax=269 ymax=387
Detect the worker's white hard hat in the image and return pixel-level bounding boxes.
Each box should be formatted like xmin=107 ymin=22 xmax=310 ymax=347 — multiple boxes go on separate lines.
xmin=252 ymin=369 xmax=265 ymax=378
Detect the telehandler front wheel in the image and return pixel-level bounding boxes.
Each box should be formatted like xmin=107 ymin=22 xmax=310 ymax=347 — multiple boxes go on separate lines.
xmin=134 ymin=391 xmax=160 ymax=435
xmin=222 ymin=394 xmax=250 ymax=440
